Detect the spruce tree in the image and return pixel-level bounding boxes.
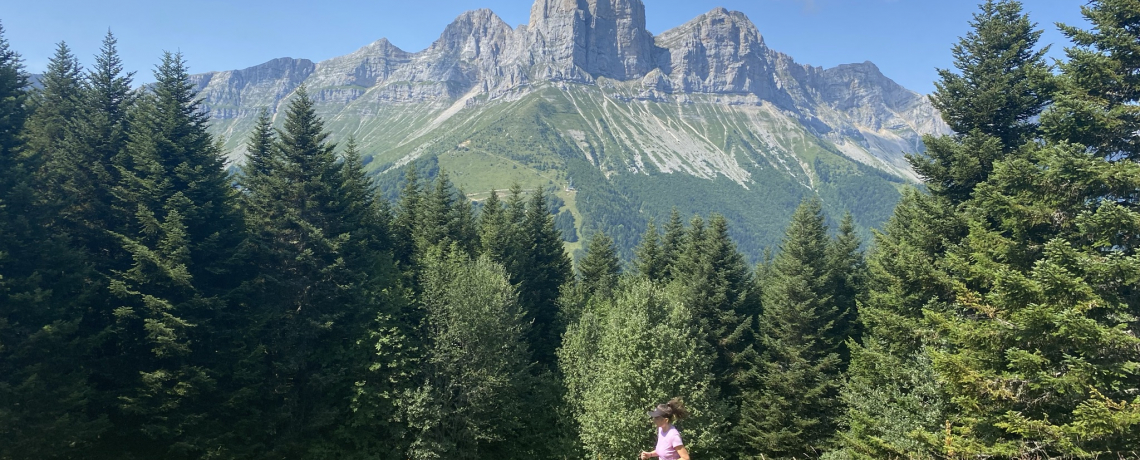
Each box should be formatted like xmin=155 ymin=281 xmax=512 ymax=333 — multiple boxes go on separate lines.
xmin=415 ymin=170 xmax=478 ymax=255
xmin=1044 ymin=0 xmax=1140 ymax=160
xmin=0 ymin=22 xmax=111 ymax=458
xmin=391 ymin=166 xmax=423 ymax=269
xmin=516 ymin=187 xmax=573 ymax=367
xmin=912 ymin=0 xmax=1054 ymax=204
xmin=233 ymin=86 xmax=399 ymax=455
xmin=633 ymin=219 xmax=666 ymax=281
xmin=26 ymin=41 xmax=83 ymax=206
xmin=66 ymin=31 xmax=134 ymax=265
xmin=578 ymin=231 xmax=621 ymax=297
xmin=929 ymin=0 xmax=1053 ymax=148
xmin=835 ymin=190 xmax=960 ymax=459
xmin=739 ymin=198 xmax=843 ymax=458
xmin=100 ymin=51 xmax=244 ymax=456
xmin=825 ymin=213 xmax=865 ymax=362
xmin=661 ymin=207 xmax=686 ymax=279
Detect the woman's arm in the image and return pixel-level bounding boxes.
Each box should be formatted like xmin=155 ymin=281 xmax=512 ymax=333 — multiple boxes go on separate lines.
xmin=676 ymin=445 xmax=690 ymax=460
xmin=640 ymin=451 xmax=659 ymax=460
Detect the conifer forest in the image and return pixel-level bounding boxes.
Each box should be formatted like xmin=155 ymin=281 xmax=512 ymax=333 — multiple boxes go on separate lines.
xmin=5 ymin=1 xmax=1140 ymax=458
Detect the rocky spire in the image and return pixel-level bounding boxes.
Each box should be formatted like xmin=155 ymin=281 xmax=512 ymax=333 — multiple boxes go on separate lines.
xmin=525 ymin=0 xmax=658 ymax=81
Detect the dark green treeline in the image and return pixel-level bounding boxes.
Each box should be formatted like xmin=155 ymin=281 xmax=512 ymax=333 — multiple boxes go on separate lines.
xmin=6 ymin=1 xmax=1140 ymax=458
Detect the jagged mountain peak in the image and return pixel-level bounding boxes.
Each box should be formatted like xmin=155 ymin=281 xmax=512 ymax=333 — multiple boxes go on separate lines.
xmin=524 ymin=0 xmax=657 ymax=80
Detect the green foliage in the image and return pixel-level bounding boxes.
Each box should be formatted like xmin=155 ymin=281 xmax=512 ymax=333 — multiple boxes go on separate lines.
xmin=834 ymin=190 xmax=959 ymax=459
xmin=560 ymin=279 xmax=731 ymax=460
xmin=740 ymin=198 xmax=846 ymax=459
xmin=1044 ymin=0 xmax=1140 ymax=159
xmin=553 ymin=209 xmax=577 ymax=242
xmin=577 ymin=231 xmax=621 ymax=297
xmin=930 ymin=0 xmax=1054 ymax=148
xmin=913 ymin=0 xmax=1054 ymax=204
xmin=402 ymin=246 xmax=543 ymax=460
xmin=98 ymin=51 xmax=245 ymax=457
xmin=230 ymin=86 xmax=401 ymax=457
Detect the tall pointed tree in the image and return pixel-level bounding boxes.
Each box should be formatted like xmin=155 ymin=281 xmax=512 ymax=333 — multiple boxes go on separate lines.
xmin=633 ymin=219 xmax=666 ymax=281
xmin=66 ymin=31 xmax=134 ymax=265
xmin=577 ymin=231 xmax=621 ymax=297
xmin=100 ymin=51 xmax=244 ymax=456
xmin=738 ymin=198 xmax=844 ymax=458
xmin=26 ymin=41 xmax=83 ymax=206
xmin=912 ymin=0 xmax=1054 ymax=204
xmin=515 ymin=187 xmax=573 ymax=367
xmin=0 ymin=22 xmax=111 ymax=458
xmin=1044 ymin=0 xmax=1140 ymax=160
xmin=234 ymin=86 xmax=401 ymax=456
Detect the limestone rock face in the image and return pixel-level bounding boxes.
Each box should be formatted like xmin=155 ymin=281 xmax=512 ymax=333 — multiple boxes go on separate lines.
xmin=191 ymin=57 xmax=315 ymax=119
xmin=523 ymin=0 xmax=658 ymax=81
xmin=191 ymin=0 xmax=948 ymax=179
xmin=654 ymin=8 xmax=775 ymax=96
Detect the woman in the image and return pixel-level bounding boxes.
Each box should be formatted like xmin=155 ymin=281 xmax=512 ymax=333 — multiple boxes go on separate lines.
xmin=639 ymin=398 xmax=690 ymax=460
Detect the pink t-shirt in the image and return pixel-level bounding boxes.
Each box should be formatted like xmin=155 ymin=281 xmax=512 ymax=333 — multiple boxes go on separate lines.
xmin=655 ymin=425 xmax=684 ymax=460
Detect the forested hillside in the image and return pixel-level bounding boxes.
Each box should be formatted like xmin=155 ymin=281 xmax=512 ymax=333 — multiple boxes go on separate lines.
xmin=4 ymin=1 xmax=1140 ymax=459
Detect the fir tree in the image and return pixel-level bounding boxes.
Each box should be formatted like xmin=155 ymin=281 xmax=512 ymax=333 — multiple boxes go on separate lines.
xmin=739 ymin=198 xmax=844 ymax=458
xmin=912 ymin=0 xmax=1054 ymax=204
xmin=661 ymin=207 xmax=686 ymax=279
xmin=26 ymin=41 xmax=83 ymax=208
xmin=1044 ymin=0 xmax=1140 ymax=160
xmin=516 ymin=187 xmax=573 ymax=367
xmin=633 ymin=219 xmax=666 ymax=281
xmin=0 ymin=22 xmax=111 ymax=458
xmin=825 ymin=212 xmax=865 ymax=362
xmin=415 ymin=170 xmax=478 ymax=256
xmin=929 ymin=0 xmax=1053 ymax=148
xmin=233 ymin=86 xmax=400 ymax=456
xmin=100 ymin=51 xmax=244 ymax=456
xmin=578 ymin=231 xmax=621 ymax=297
xmin=835 ymin=190 xmax=960 ymax=459
xmin=67 ymin=31 xmax=134 ymax=265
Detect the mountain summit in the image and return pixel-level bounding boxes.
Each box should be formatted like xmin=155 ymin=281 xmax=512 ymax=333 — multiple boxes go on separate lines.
xmin=191 ymin=0 xmax=948 ymax=258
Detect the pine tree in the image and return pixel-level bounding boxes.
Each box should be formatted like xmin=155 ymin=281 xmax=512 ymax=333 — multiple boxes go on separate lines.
xmin=911 ymin=0 xmax=1054 ymax=204
xmin=0 ymin=22 xmax=111 ymax=458
xmin=233 ymin=86 xmax=401 ymax=456
xmin=739 ymin=198 xmax=844 ymax=458
xmin=578 ymin=231 xmax=621 ymax=297
xmin=99 ymin=51 xmax=244 ymax=456
xmin=633 ymin=219 xmax=666 ymax=281
xmin=1044 ymin=0 xmax=1140 ymax=160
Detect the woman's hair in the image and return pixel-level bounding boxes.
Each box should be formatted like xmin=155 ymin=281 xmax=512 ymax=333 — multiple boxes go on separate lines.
xmin=655 ymin=397 xmax=689 ymax=422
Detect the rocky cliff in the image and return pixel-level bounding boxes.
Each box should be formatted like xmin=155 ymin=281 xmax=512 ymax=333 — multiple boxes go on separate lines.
xmin=189 ymin=0 xmax=950 ymax=258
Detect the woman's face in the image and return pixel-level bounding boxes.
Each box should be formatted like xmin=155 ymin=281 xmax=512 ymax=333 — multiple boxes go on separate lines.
xmin=652 ymin=415 xmax=668 ymax=428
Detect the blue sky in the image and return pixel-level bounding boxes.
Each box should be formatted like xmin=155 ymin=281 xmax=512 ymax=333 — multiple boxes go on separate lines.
xmin=2 ymin=0 xmax=1087 ymax=94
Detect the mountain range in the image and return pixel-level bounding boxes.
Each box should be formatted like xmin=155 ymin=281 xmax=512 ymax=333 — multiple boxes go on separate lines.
xmin=189 ymin=0 xmax=949 ymax=260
